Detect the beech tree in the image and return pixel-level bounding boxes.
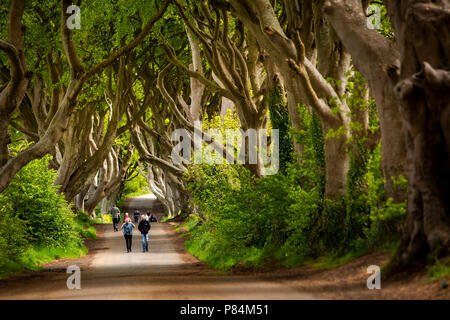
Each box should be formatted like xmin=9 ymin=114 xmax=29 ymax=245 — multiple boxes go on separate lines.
xmin=322 ymin=0 xmax=407 ymax=203
xmin=223 ymin=0 xmax=354 ymax=198
xmin=162 ymin=1 xmax=275 ymax=177
xmin=1 ymin=0 xmax=447 ymax=271
xmin=0 ymin=0 xmax=169 ymax=193
xmin=382 ymin=0 xmax=450 ymax=270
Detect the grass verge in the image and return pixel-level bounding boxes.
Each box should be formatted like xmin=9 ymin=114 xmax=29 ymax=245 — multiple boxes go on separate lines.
xmin=0 ymin=212 xmax=99 ymax=279
xmin=427 ymin=257 xmax=450 ymax=283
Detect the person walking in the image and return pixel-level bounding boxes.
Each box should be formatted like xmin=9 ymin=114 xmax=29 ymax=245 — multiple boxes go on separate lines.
xmin=138 ymin=214 xmax=151 ymax=252
xmin=133 ymin=209 xmax=140 ymax=223
xmin=109 ymin=204 xmax=121 ymax=232
xmin=149 ymin=213 xmax=158 ymax=223
xmin=120 ymin=218 xmax=135 ymax=253
xmin=124 ymin=212 xmax=130 ymax=222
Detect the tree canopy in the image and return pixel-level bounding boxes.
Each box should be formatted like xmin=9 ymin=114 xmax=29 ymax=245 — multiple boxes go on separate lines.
xmin=0 ymin=0 xmax=449 ymax=274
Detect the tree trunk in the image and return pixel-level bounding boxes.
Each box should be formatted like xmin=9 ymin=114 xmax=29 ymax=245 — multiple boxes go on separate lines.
xmin=385 ymin=0 xmax=450 ymax=271
xmin=0 ymin=0 xmax=30 ymax=169
xmin=229 ymin=0 xmax=351 ymax=198
xmin=323 ymin=121 xmax=350 ymax=199
xmin=323 ymin=0 xmax=408 ymax=202
xmin=101 ymin=186 xmax=122 ymax=216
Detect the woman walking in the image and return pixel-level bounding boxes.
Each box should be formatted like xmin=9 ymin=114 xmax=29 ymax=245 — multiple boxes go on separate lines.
xmin=120 ymin=218 xmax=135 ymax=253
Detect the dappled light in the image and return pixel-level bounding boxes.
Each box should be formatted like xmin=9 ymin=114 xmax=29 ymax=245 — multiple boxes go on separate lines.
xmin=0 ymin=0 xmax=448 ymax=302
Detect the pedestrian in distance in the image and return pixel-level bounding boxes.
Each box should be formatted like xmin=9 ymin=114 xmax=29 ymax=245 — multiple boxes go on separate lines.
xmin=109 ymin=204 xmax=121 ymax=232
xmin=133 ymin=208 xmax=140 ymax=223
xmin=149 ymin=213 xmax=158 ymax=223
xmin=138 ymin=214 xmax=151 ymax=252
xmin=124 ymin=212 xmax=129 ymax=222
xmin=120 ymin=218 xmax=135 ymax=253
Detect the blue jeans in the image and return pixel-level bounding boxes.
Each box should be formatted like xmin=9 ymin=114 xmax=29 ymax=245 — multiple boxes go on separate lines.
xmin=141 ymin=234 xmax=149 ymax=251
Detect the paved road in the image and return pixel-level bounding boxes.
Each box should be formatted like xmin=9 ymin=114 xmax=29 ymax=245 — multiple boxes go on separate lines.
xmin=0 ymin=195 xmax=315 ymax=300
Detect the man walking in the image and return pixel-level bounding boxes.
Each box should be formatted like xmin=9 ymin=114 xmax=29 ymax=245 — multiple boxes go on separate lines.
xmin=133 ymin=208 xmax=140 ymax=223
xmin=109 ymin=204 xmax=121 ymax=232
xmin=138 ymin=214 xmax=151 ymax=252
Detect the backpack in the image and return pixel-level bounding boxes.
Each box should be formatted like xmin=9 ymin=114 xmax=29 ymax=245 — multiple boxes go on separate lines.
xmin=124 ymin=223 xmax=132 ymax=235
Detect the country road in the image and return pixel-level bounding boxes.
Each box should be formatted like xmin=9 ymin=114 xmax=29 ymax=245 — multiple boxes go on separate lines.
xmin=0 ymin=195 xmax=315 ymax=300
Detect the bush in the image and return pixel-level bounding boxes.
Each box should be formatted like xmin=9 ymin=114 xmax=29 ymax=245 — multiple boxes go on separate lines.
xmin=183 ymin=123 xmax=406 ymax=270
xmin=185 ymin=163 xmax=323 ymax=269
xmin=0 ymin=156 xmax=80 ymax=248
xmin=98 ymin=213 xmax=112 ymax=224
xmin=0 ymin=212 xmax=29 ymax=271
xmin=0 ymin=155 xmax=90 ymax=276
xmin=427 ymin=258 xmax=450 ymax=282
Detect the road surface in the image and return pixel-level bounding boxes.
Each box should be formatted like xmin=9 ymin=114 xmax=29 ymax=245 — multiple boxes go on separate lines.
xmin=0 ymin=194 xmax=315 ymax=300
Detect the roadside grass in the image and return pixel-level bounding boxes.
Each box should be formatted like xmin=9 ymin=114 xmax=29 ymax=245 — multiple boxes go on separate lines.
xmin=91 ymin=214 xmax=112 ymax=225
xmin=0 ymin=242 xmax=88 ymax=279
xmin=161 ymin=214 xmax=179 ymax=222
xmin=76 ymin=210 xmax=111 ymax=229
xmin=0 ymin=213 xmax=99 ymax=280
xmin=160 ymin=215 xmax=172 ymax=223
xmin=427 ymin=257 xmax=450 ymax=282
xmin=181 ymin=216 xmax=272 ymax=270
xmin=309 ymin=250 xmax=368 ymax=270
xmin=179 ymin=214 xmax=403 ymax=273
xmin=178 ymin=215 xmax=198 ymax=232
xmin=306 ymin=242 xmax=398 ymax=270
xmin=185 ymin=239 xmax=238 ymax=271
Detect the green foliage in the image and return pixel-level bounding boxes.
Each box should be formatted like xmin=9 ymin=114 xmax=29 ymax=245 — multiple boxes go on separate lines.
xmin=0 ymin=213 xmax=29 ymax=271
xmin=0 ymin=156 xmax=80 ymax=247
xmin=184 ymin=103 xmax=406 ymax=270
xmin=0 ymin=156 xmax=97 ymax=277
xmin=4 ymin=243 xmax=88 ymax=278
xmin=311 ymin=249 xmax=369 ymax=270
xmin=427 ymin=258 xmax=450 ymax=282
xmin=122 ymin=174 xmax=149 ymax=198
xmin=268 ymin=87 xmax=294 ymax=174
xmin=371 ymin=3 xmax=395 ymax=40
xmin=74 ymin=211 xmax=99 ymax=239
xmin=294 ymin=104 xmax=326 ymax=197
xmin=96 ymin=213 xmax=113 ymax=224
xmin=185 ymin=161 xmax=322 ymax=269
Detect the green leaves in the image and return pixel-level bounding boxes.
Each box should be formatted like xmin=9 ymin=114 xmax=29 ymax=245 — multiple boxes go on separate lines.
xmin=324 ymin=125 xmax=347 ymax=140
xmin=0 ymin=212 xmax=29 ymax=271
xmin=0 ymin=155 xmax=79 ymax=248
xmin=268 ymin=87 xmax=295 ymax=174
xmin=185 ymin=159 xmax=323 ymax=269
xmin=0 ymin=154 xmax=89 ymax=275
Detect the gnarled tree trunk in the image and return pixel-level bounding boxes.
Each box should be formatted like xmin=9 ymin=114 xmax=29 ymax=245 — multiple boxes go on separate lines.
xmin=323 ymin=0 xmax=408 ymax=203
xmin=385 ymin=0 xmax=450 ymax=270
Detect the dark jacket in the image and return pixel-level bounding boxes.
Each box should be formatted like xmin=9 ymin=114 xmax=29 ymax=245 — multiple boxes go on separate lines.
xmin=138 ymin=220 xmax=151 ymax=234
